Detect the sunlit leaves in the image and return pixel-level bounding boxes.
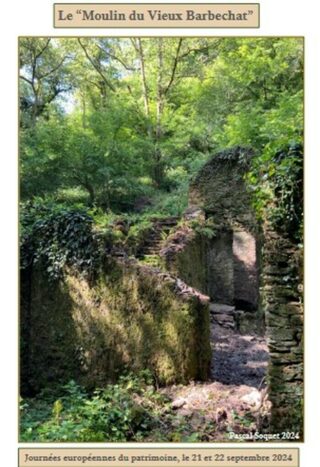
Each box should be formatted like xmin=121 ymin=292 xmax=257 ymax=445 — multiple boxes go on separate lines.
xmin=19 ymin=37 xmax=303 ymax=223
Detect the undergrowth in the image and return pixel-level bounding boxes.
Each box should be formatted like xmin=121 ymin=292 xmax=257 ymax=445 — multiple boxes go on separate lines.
xmin=20 ymin=372 xmax=208 ymax=442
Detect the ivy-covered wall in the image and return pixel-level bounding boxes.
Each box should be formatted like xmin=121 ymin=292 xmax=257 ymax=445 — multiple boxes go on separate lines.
xmin=189 ymin=147 xmax=257 ymax=229
xmin=20 ymin=259 xmax=211 ymax=395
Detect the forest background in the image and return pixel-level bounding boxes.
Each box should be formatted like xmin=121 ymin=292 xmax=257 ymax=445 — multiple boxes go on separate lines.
xmin=20 ymin=37 xmax=302 ymax=217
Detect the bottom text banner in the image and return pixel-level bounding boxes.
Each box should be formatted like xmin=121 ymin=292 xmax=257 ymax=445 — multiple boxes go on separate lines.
xmin=19 ymin=448 xmax=299 ymax=467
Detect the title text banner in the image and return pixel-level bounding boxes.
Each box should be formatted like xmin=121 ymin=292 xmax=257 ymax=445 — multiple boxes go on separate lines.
xmin=54 ymin=3 xmax=260 ymax=28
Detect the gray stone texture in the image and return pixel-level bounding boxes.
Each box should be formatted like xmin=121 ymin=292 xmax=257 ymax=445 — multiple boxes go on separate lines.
xmin=261 ymin=226 xmax=303 ymax=433
xmin=171 ymin=147 xmax=303 ymax=434
xmin=207 ymin=231 xmax=234 ymax=304
xmin=233 ymin=229 xmax=259 ymax=309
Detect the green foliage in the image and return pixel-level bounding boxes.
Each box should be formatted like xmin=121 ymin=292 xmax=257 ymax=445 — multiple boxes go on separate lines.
xmin=144 ymin=184 xmax=189 ymax=218
xmin=229 ymin=410 xmax=256 ymax=430
xmin=139 ymin=254 xmax=164 ymax=269
xmin=245 ymin=144 xmax=303 ymax=241
xmin=20 ymin=37 xmax=303 ymax=224
xmin=20 ymin=108 xmax=149 ymax=210
xmin=267 ymin=145 xmax=303 ymax=239
xmin=19 ymin=38 xmax=74 ymax=126
xmin=21 ymin=372 xmax=222 ymax=442
xmin=20 ymin=200 xmax=101 ymax=279
xmin=125 ymin=218 xmax=154 ymax=255
xmin=189 ymin=217 xmax=217 ymax=239
xmin=20 ymin=372 xmax=168 ymax=442
xmin=199 ymin=38 xmax=302 ymax=147
xmin=20 ymin=113 xmax=70 ymax=199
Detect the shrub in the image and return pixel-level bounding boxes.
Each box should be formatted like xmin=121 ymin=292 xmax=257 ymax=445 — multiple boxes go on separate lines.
xmin=20 ymin=200 xmax=101 ymax=279
xmin=20 ymin=372 xmax=169 ymax=442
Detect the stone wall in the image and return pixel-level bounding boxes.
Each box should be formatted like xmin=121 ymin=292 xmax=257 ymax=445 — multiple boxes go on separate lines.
xmin=161 ymin=225 xmax=207 ymax=294
xmin=164 ymin=224 xmax=259 ymax=310
xmin=233 ymin=229 xmax=259 ymax=310
xmin=161 ymin=225 xmax=234 ymax=304
xmin=189 ymin=147 xmax=256 ymax=228
xmin=20 ymin=258 xmax=211 ymax=394
xmin=173 ymin=146 xmax=303 ymax=434
xmin=188 ymin=147 xmax=260 ymax=308
xmin=206 ymin=230 xmax=234 ymax=304
xmin=262 ymin=226 xmax=303 ymax=433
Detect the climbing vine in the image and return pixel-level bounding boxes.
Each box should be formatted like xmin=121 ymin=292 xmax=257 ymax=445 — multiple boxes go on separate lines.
xmin=246 ymin=144 xmax=303 ymax=241
xmin=20 ymin=201 xmax=102 ymax=279
xmin=270 ymin=145 xmax=303 ymax=240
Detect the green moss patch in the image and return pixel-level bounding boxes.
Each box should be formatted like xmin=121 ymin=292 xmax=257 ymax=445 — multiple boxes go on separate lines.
xmin=21 ymin=259 xmax=211 ymax=393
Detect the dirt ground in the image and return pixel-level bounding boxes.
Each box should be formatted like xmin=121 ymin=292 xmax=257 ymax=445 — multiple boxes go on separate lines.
xmin=210 ymin=322 xmax=268 ymax=388
xmin=162 ymin=316 xmax=271 ymax=441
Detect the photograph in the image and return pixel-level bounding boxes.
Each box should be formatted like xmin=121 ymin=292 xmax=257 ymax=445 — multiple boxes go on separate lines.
xmin=19 ymin=36 xmax=303 ymax=443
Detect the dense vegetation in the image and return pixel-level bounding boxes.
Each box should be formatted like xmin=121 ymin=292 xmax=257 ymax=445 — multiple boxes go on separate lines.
xmin=20 ymin=38 xmax=302 ymax=215
xmin=21 ymin=371 xmax=261 ymax=442
xmin=20 ymin=37 xmax=303 ymax=441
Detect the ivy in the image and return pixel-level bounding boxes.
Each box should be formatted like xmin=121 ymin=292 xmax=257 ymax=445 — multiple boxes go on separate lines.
xmin=270 ymin=144 xmax=303 ymax=239
xmin=20 ymin=200 xmax=102 ymax=279
xmin=246 ymin=144 xmax=303 ymax=241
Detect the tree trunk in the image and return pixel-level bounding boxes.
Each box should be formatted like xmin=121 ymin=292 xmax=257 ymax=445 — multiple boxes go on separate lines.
xmin=154 ymin=38 xmax=164 ymax=187
xmin=86 ymin=182 xmax=95 ymax=206
xmin=137 ymin=39 xmax=150 ymax=120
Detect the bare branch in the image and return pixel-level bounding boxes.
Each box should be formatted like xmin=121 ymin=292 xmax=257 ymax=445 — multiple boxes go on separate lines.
xmin=178 ymin=45 xmax=210 ymax=60
xmin=34 ymin=39 xmax=51 ymax=61
xmin=78 ymin=39 xmax=116 ymax=93
xmin=136 ymin=38 xmax=150 ymax=118
xmin=130 ymin=38 xmax=139 ymax=53
xmin=96 ymin=43 xmax=135 ymax=71
xmin=125 ymin=84 xmax=148 ymax=124
xmin=19 ymin=75 xmax=34 ymax=87
xmin=164 ymin=39 xmax=183 ymax=95
xmin=36 ymin=55 xmax=70 ymax=80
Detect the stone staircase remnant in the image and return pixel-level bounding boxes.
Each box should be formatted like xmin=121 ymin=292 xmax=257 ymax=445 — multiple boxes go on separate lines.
xmin=138 ymin=216 xmax=178 ymax=258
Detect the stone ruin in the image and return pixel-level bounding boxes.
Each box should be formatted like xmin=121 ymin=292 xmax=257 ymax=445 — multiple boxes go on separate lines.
xmin=163 ymin=147 xmax=260 ymax=317
xmin=20 ymin=145 xmax=303 ymax=435
xmin=162 ymin=146 xmax=303 ymax=434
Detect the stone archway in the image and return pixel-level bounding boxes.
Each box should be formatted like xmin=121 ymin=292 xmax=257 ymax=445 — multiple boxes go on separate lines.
xmin=162 ymin=146 xmax=303 ymax=435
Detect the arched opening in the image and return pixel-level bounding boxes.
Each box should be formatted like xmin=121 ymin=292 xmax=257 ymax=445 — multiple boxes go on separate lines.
xmin=207 ymin=226 xmax=269 ymax=395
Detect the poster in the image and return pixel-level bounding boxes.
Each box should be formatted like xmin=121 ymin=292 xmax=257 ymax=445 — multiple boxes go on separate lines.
xmin=1 ymin=0 xmax=319 ymax=465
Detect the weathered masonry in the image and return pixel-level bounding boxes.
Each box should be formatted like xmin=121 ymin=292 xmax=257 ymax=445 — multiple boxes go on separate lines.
xmin=262 ymin=225 xmax=303 ymax=432
xmin=163 ymin=148 xmax=260 ymax=312
xmin=20 ymin=258 xmax=211 ymax=395
xmin=162 ymin=146 xmax=303 ymax=433
xmin=20 ymin=145 xmax=303 ymax=435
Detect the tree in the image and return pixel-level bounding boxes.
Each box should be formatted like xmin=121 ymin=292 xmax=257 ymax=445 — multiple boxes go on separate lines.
xmin=75 ymin=38 xmax=217 ymax=186
xmin=19 ymin=37 xmax=303 ymax=215
xmin=19 ymin=38 xmax=73 ymax=126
